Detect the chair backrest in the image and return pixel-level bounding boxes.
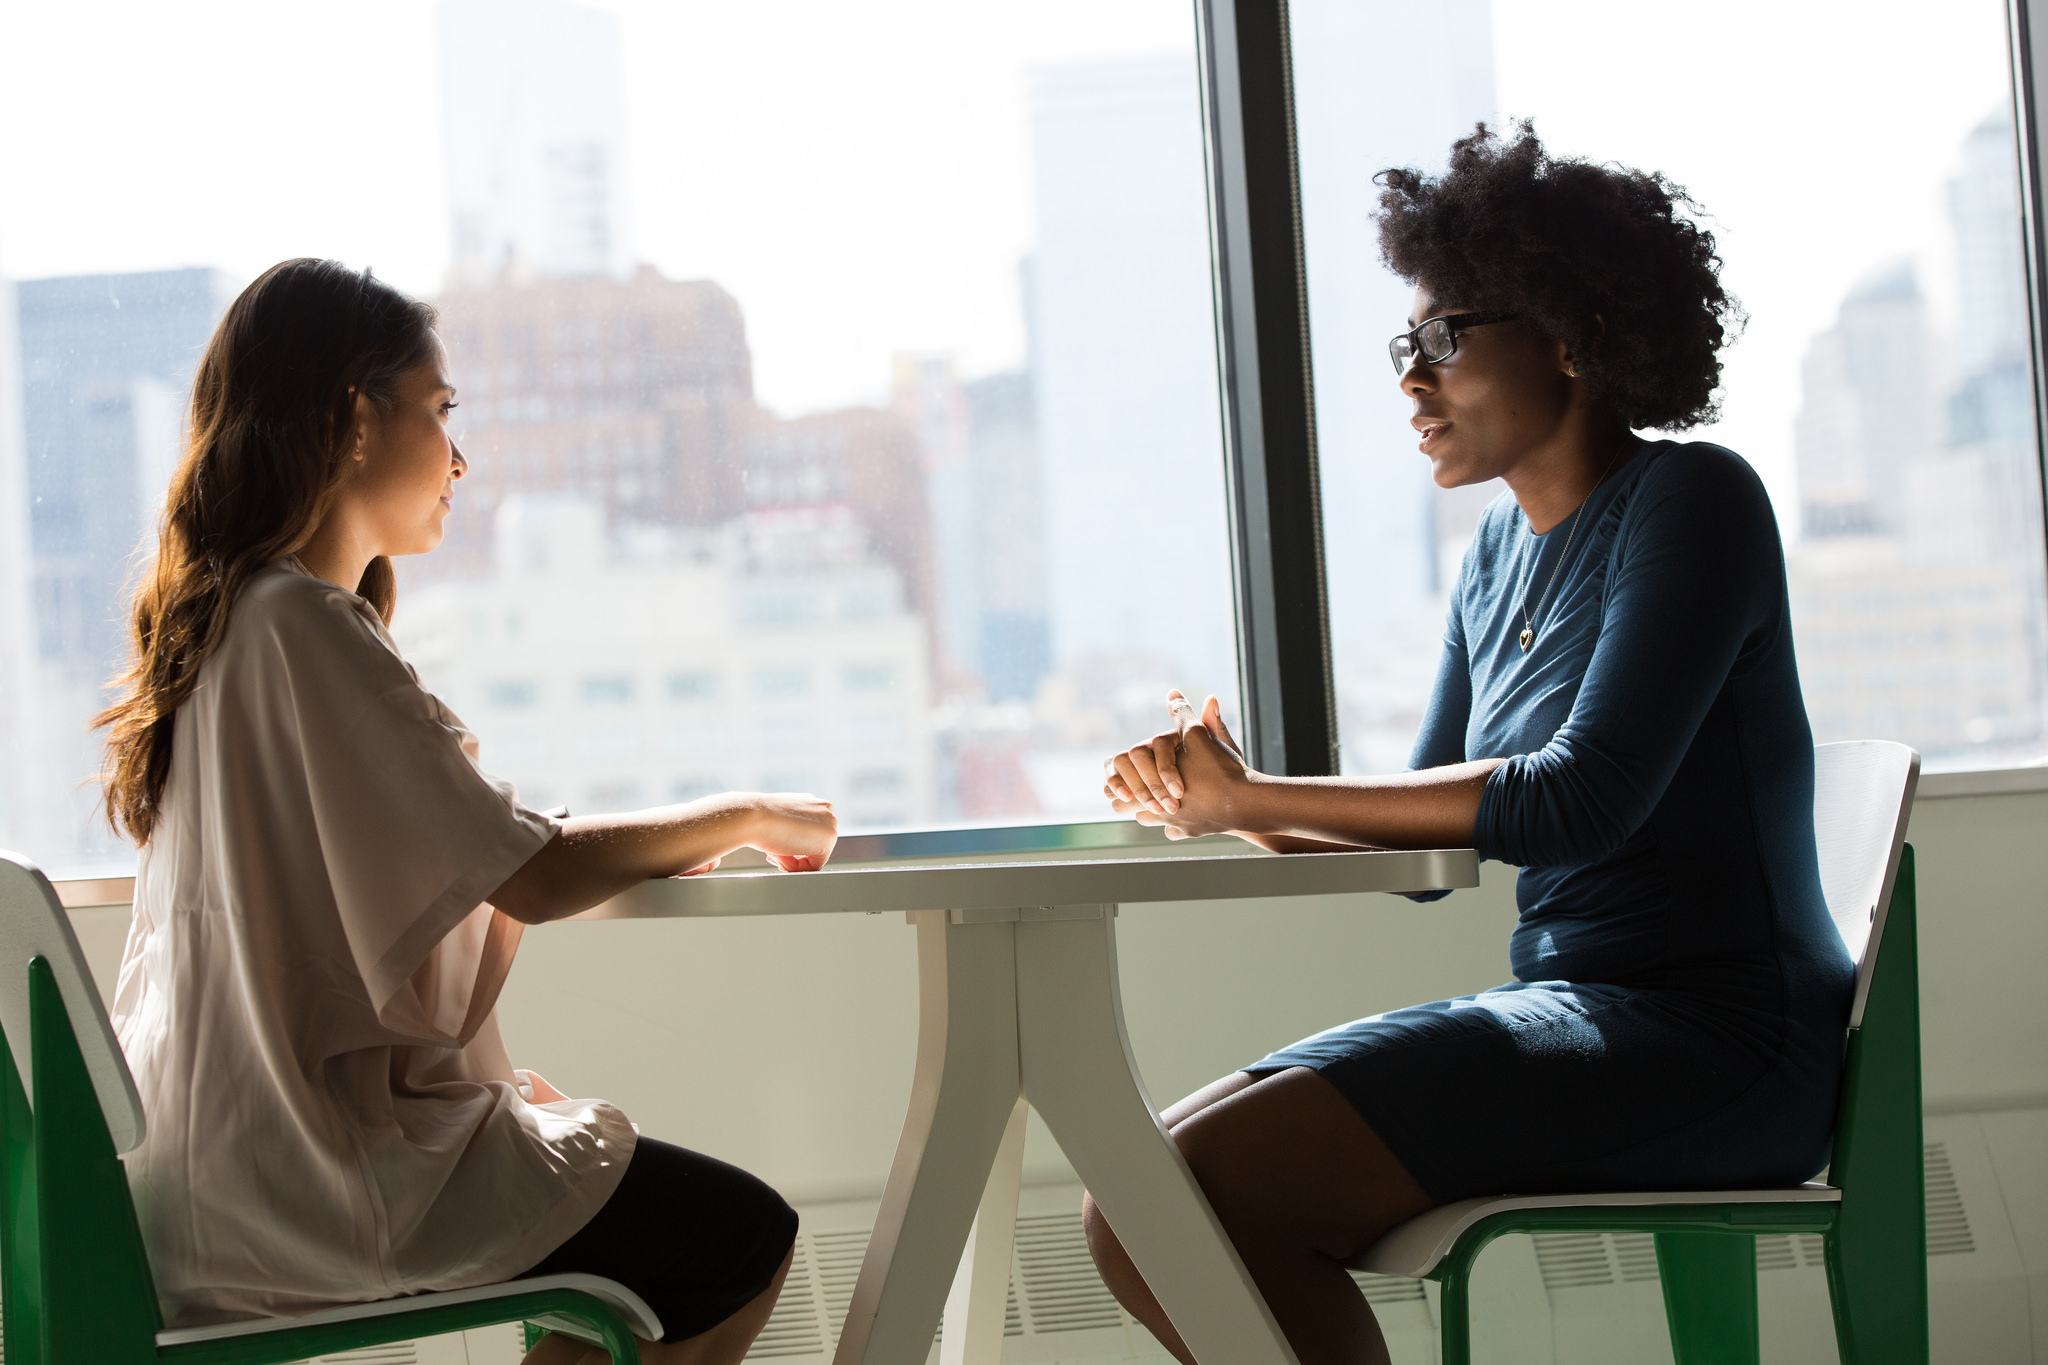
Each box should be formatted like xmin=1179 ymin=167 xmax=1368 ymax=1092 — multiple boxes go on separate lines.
xmin=0 ymin=850 xmax=146 ymax=1153
xmin=1811 ymin=741 xmax=1919 ymax=1030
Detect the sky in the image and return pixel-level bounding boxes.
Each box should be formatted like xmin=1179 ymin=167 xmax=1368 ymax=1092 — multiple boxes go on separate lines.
xmin=0 ymin=0 xmax=2023 ymax=512
xmin=0 ymin=0 xmax=1190 ymax=416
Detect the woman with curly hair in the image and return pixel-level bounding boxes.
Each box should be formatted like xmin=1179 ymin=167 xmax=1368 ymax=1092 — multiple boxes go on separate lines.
xmin=1092 ymin=124 xmax=1845 ymax=1365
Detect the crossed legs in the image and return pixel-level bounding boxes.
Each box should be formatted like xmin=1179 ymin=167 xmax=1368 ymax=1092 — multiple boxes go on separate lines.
xmin=1083 ymin=1066 xmax=1432 ymax=1365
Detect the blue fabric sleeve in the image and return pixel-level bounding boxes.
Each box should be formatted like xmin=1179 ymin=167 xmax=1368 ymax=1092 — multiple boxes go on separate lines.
xmin=1409 ymin=596 xmax=1473 ymax=772
xmin=1474 ymin=450 xmax=1782 ymax=867
xmin=1401 ymin=587 xmax=1472 ymax=899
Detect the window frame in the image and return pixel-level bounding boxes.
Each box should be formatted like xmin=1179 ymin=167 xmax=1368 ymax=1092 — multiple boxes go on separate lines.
xmin=2009 ymin=0 xmax=2048 ymax=591
xmin=1194 ymin=0 xmax=1340 ymax=778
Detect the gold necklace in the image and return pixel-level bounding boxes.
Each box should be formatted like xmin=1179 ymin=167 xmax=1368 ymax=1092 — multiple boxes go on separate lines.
xmin=1517 ymin=446 xmax=1626 ymax=653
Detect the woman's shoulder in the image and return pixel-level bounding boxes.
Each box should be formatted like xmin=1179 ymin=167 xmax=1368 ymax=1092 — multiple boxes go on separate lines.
xmin=221 ymin=561 xmax=404 ymax=678
xmin=1627 ymin=438 xmax=1775 ymax=520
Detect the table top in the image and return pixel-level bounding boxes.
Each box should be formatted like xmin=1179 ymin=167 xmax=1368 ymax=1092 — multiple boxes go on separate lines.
xmin=578 ymin=845 xmax=1481 ymax=919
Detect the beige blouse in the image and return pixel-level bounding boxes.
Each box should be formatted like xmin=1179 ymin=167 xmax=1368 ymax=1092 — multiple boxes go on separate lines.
xmin=112 ymin=559 xmax=635 ymax=1327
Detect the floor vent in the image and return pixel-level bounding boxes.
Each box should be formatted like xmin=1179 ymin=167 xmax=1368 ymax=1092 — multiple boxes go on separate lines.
xmin=1348 ymin=1271 xmax=1428 ymax=1306
xmin=1924 ymin=1141 xmax=1975 ymax=1256
xmin=1533 ymin=1233 xmax=1619 ymax=1289
xmin=1756 ymin=1233 xmax=1829 ymax=1272
xmin=748 ymin=1241 xmax=828 ymax=1360
xmin=810 ymin=1227 xmax=871 ymax=1349
xmin=1531 ymin=1232 xmax=1665 ymax=1291
xmin=1015 ymin=1212 xmax=1125 ymax=1334
xmin=746 ymin=1210 xmax=1134 ymax=1361
xmin=1611 ymin=1234 xmax=1662 ymax=1283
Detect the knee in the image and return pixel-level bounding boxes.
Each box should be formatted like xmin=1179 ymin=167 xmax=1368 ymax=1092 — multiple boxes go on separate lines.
xmin=1081 ymin=1192 xmax=1137 ymax=1286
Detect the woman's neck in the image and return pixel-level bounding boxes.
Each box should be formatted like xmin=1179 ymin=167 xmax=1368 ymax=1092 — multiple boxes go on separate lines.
xmin=1504 ymin=424 xmax=1641 ymax=534
xmin=295 ymin=512 xmax=375 ymax=596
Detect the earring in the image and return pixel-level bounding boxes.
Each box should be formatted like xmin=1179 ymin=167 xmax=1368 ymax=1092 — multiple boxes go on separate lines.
xmin=1565 ymin=361 xmax=1581 ymax=379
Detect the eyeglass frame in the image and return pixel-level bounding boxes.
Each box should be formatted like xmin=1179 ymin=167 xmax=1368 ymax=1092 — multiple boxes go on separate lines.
xmin=1388 ymin=310 xmax=1524 ymax=376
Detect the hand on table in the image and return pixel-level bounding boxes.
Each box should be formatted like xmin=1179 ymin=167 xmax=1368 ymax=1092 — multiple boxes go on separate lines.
xmin=748 ymin=791 xmax=839 ymax=872
xmin=1102 ymin=691 xmax=1258 ymax=840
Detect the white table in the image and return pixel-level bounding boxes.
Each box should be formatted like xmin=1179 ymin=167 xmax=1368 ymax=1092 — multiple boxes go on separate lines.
xmin=585 ymin=840 xmax=1479 ymax=1365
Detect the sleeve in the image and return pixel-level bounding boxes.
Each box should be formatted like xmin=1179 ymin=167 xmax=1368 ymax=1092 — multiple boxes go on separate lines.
xmin=1408 ymin=596 xmax=1473 ymax=772
xmin=1474 ymin=450 xmax=1781 ymax=867
xmin=265 ymin=583 xmax=561 ymax=1041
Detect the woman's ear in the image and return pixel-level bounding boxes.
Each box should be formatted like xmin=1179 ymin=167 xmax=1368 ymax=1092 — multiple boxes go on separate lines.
xmin=349 ymin=386 xmax=372 ymax=461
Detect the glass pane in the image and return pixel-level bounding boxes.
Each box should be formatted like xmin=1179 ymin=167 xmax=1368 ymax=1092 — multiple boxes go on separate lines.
xmin=1294 ymin=0 xmax=2048 ymax=775
xmin=0 ymin=1 xmax=1240 ymax=877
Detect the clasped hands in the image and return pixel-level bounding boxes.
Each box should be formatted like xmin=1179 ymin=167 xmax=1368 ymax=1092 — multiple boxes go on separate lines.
xmin=1102 ymin=689 xmax=1260 ymax=840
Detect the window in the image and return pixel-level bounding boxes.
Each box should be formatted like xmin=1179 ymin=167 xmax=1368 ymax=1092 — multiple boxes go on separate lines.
xmin=579 ymin=675 xmax=636 ymax=707
xmin=1291 ymin=0 xmax=2048 ymax=775
xmin=0 ymin=0 xmax=1242 ymax=870
xmin=484 ymin=679 xmax=542 ymax=710
xmin=666 ymin=670 xmax=720 ymax=702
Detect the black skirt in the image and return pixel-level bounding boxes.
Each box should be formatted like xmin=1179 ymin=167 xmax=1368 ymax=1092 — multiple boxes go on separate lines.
xmin=522 ymin=1136 xmax=799 ymax=1343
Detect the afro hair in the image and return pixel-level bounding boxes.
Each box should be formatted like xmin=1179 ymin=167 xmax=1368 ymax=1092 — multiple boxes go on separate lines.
xmin=1377 ymin=121 xmax=1743 ymax=431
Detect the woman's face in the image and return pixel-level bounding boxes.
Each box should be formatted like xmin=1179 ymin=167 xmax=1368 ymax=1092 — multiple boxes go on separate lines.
xmin=1400 ymin=285 xmax=1575 ymax=488
xmin=349 ymin=336 xmax=466 ymax=557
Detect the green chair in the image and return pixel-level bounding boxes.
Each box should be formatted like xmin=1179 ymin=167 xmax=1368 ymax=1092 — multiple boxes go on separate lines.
xmin=0 ymin=848 xmax=652 ymax=1365
xmin=1352 ymin=739 xmax=1927 ymax=1365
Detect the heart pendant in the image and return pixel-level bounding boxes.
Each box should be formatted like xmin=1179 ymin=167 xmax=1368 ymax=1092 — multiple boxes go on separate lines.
xmin=1519 ymin=627 xmax=1534 ymax=652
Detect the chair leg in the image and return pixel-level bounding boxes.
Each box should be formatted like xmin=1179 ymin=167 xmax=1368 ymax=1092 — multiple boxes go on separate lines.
xmin=1655 ymin=1232 xmax=1759 ymax=1365
xmin=1437 ymin=1265 xmax=1472 ymax=1365
xmin=1823 ymin=1226 xmax=1929 ymax=1365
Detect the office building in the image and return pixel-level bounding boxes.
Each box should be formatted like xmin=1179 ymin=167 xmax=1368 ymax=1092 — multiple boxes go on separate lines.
xmin=1288 ymin=0 xmax=1498 ymax=773
xmin=16 ymin=268 xmax=235 ymax=686
xmin=890 ymin=353 xmax=979 ymax=685
xmin=965 ymin=368 xmax=1051 ymax=703
xmin=394 ymin=496 xmax=933 ymax=830
xmin=10 ymin=268 xmax=234 ymax=872
xmin=1793 ymin=259 xmax=1937 ymax=539
xmin=1787 ymin=110 xmax=2047 ymax=757
xmin=437 ymin=0 xmax=635 ymax=285
xmin=1026 ymin=56 xmax=1238 ymax=699
xmin=427 ymin=268 xmax=758 ymax=575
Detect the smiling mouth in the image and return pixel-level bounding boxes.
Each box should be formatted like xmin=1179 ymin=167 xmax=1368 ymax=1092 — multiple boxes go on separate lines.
xmin=1416 ymin=421 xmax=1448 ymax=447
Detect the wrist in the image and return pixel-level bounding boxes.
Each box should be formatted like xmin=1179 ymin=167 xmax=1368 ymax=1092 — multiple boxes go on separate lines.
xmin=1233 ymin=769 xmax=1287 ymax=837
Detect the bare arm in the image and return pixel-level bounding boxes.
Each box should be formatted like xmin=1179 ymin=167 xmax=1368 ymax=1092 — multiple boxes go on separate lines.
xmin=488 ymin=791 xmax=837 ymax=925
xmin=1104 ymin=692 xmax=1498 ymax=851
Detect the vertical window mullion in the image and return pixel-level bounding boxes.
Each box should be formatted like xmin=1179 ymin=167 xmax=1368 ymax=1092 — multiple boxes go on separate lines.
xmin=1195 ymin=0 xmax=1338 ymax=777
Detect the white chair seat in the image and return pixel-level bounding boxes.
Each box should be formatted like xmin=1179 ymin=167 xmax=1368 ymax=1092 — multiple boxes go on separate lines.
xmin=154 ymin=1271 xmax=663 ymax=1348
xmin=1353 ymin=1183 xmax=1843 ymax=1279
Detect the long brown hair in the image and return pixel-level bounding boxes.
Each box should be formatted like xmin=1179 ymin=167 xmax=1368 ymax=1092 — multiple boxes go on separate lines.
xmin=99 ymin=258 xmax=439 ymax=844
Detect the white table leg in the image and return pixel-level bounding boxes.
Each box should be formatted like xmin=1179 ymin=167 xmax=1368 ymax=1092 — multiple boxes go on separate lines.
xmin=939 ymin=1096 xmax=1027 ymax=1365
xmin=834 ymin=913 xmax=1024 ymax=1365
xmin=1015 ymin=909 xmax=1300 ymax=1365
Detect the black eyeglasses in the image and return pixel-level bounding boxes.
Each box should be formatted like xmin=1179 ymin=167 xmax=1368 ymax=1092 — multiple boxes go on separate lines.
xmin=1388 ymin=310 xmax=1523 ymax=376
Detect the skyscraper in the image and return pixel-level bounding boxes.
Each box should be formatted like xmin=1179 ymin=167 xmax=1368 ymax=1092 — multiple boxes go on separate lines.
xmin=966 ymin=369 xmax=1051 ymax=702
xmin=16 ymin=269 xmax=235 ymax=687
xmin=1026 ymin=55 xmax=1237 ymax=699
xmin=438 ymin=0 xmax=635 ymax=286
xmin=428 ymin=269 xmax=759 ymax=575
xmin=1290 ymin=0 xmax=1497 ymax=623
xmin=11 ymin=266 xmax=233 ymax=870
xmin=1793 ymin=260 xmax=1936 ymax=539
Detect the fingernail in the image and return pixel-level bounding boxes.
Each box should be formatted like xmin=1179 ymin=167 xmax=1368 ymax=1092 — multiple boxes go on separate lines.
xmin=1167 ymin=783 xmax=1183 ymax=798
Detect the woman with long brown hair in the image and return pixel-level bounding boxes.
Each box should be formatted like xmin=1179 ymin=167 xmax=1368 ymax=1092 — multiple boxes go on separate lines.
xmin=101 ymin=257 xmax=835 ymax=1365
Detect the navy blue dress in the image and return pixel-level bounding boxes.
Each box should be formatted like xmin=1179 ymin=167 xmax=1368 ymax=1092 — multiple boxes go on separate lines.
xmin=1251 ymin=441 xmax=1855 ymax=1203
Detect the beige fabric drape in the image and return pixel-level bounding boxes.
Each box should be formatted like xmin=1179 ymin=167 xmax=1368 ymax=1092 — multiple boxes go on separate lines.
xmin=113 ymin=559 xmax=635 ymax=1327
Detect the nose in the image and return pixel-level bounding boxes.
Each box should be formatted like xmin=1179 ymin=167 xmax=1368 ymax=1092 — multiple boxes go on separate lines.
xmin=450 ymin=442 xmax=468 ymax=480
xmin=1400 ymin=358 xmax=1436 ymax=398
